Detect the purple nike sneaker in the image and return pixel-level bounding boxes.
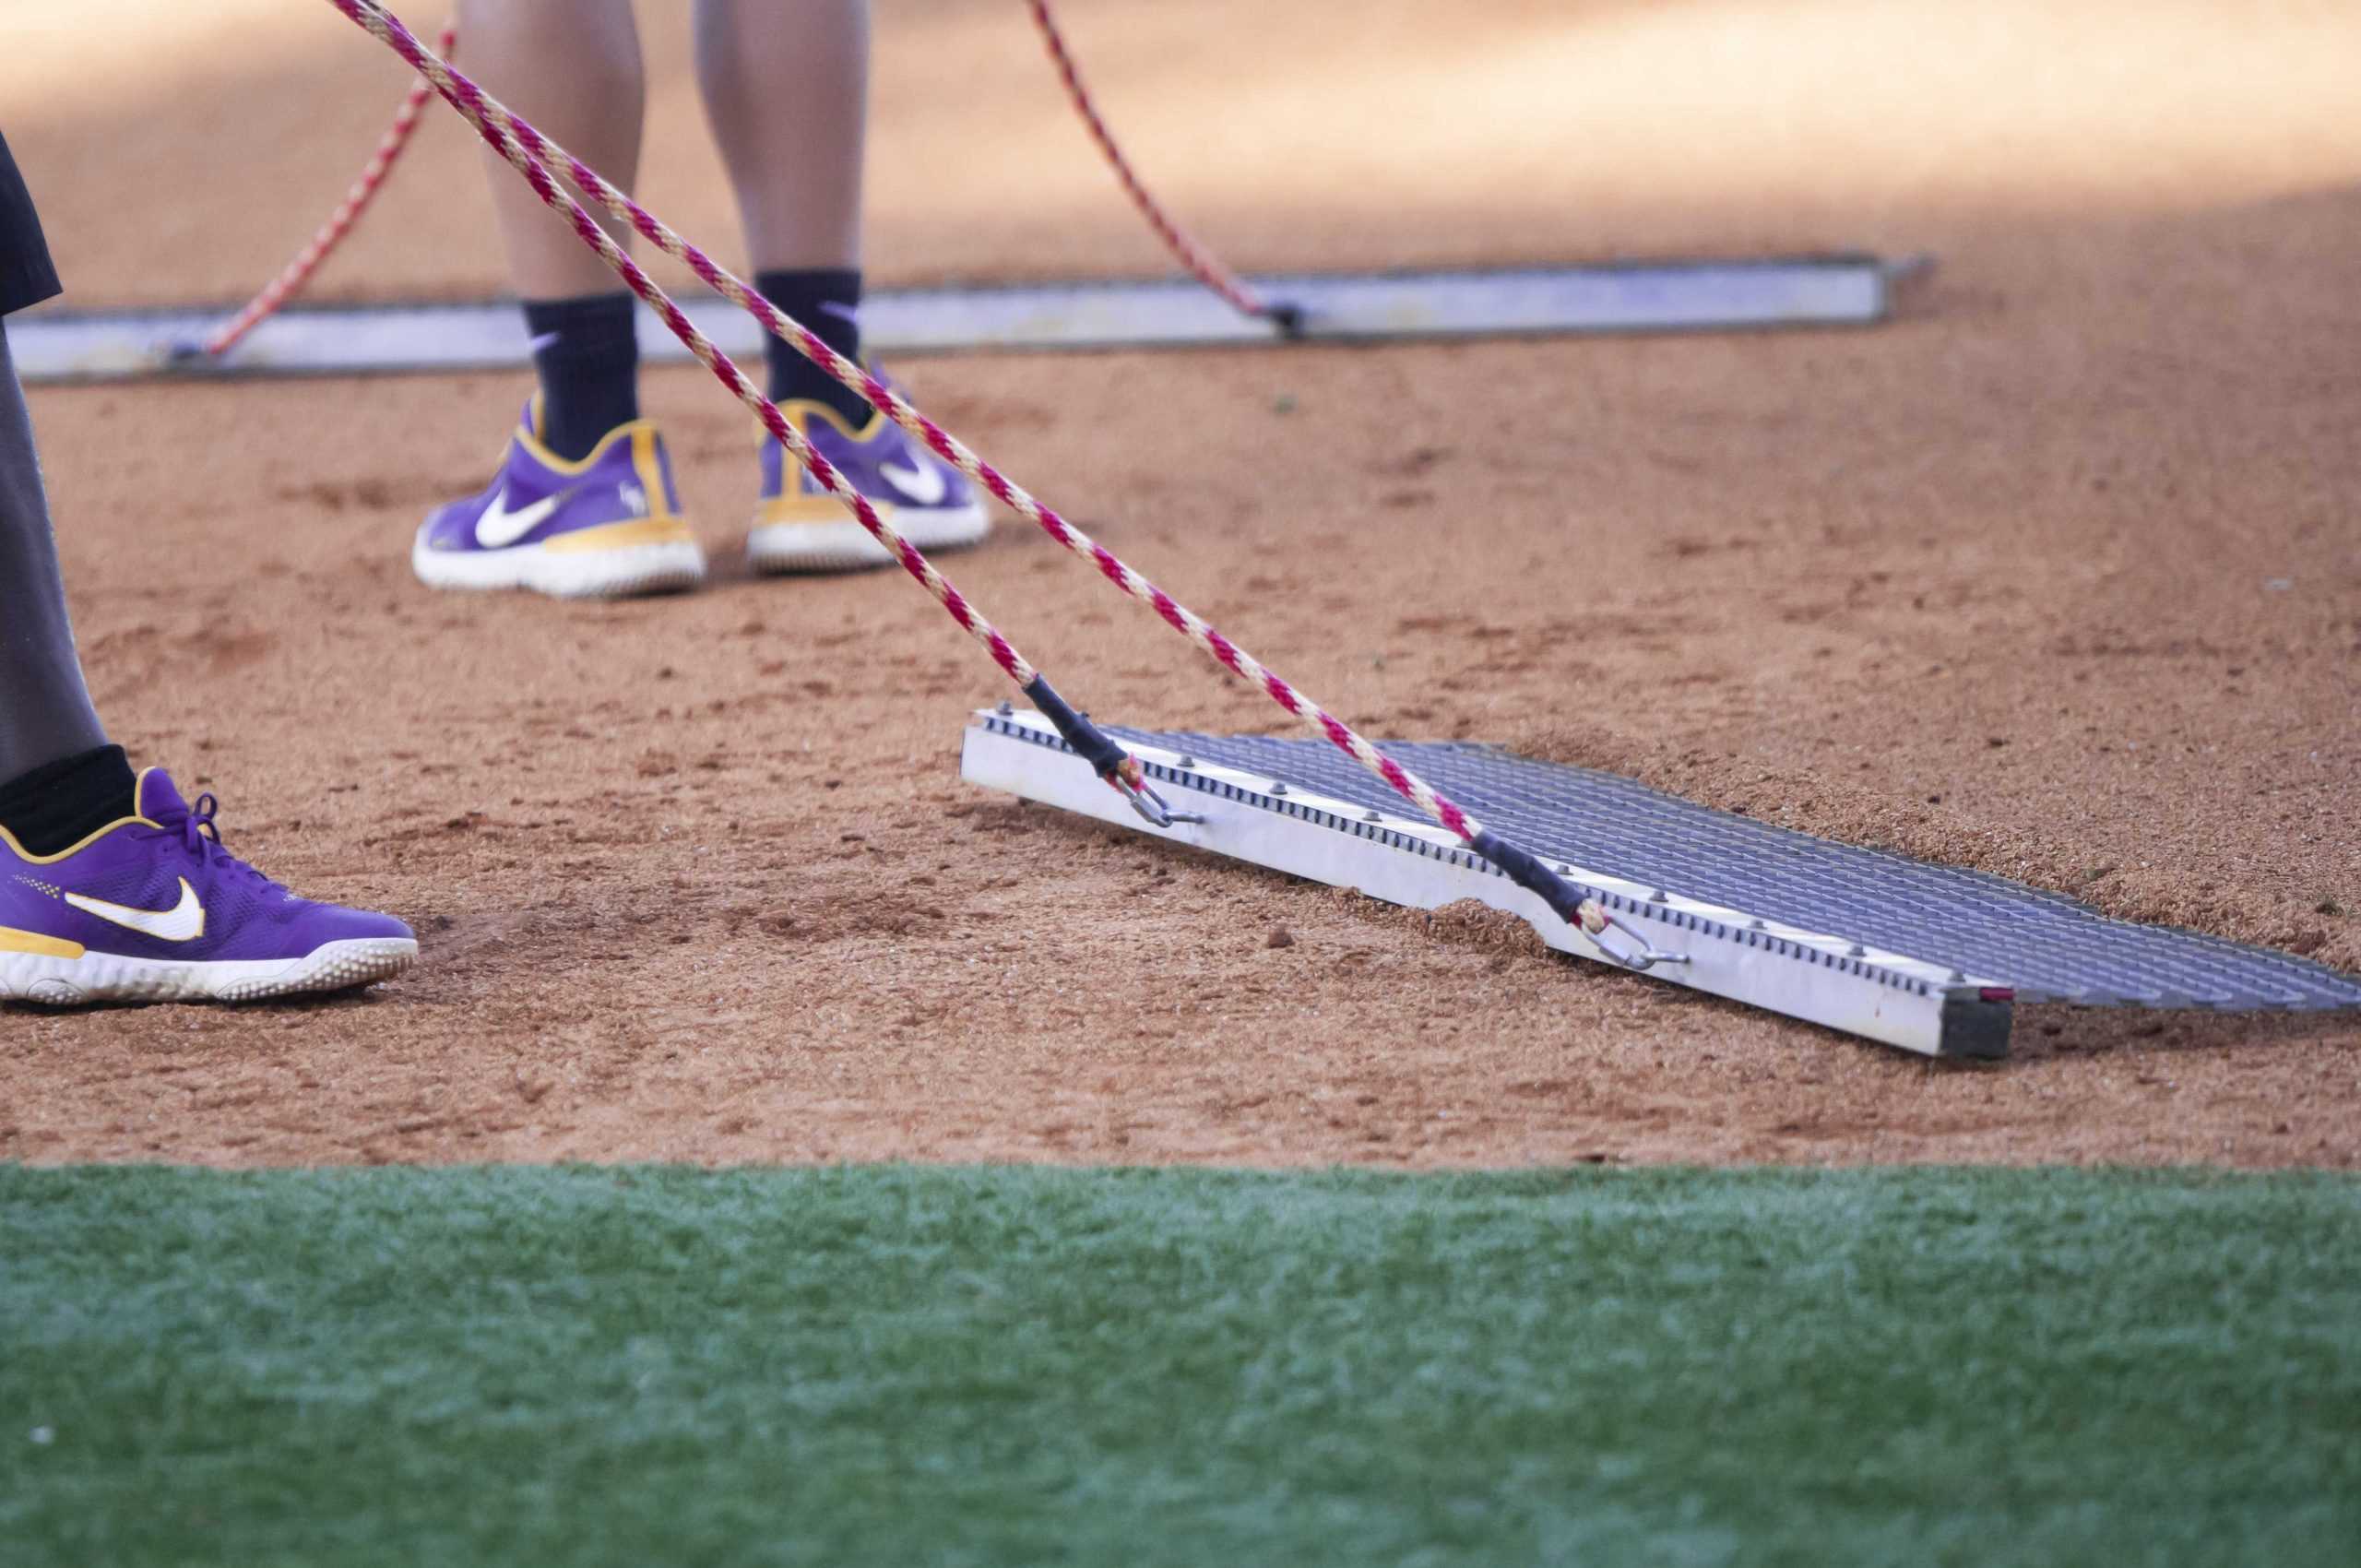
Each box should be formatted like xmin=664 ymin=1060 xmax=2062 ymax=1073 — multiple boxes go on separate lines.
xmin=416 ymin=400 xmax=706 ymax=599
xmin=746 ymin=389 xmax=990 ymax=574
xmin=0 ymin=768 xmax=416 ymax=1005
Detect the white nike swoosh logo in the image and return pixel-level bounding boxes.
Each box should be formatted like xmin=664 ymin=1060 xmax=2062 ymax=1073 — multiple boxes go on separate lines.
xmin=65 ymin=876 xmax=207 ymax=943
xmin=878 ymin=455 xmax=949 ymax=506
xmin=475 ymin=485 xmax=566 ymax=549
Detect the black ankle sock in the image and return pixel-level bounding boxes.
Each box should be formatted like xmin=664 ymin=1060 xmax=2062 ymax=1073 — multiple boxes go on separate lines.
xmin=0 ymin=743 xmax=136 ymax=856
xmin=756 ymin=267 xmax=873 ymax=429
xmin=523 ymin=293 xmax=640 ymax=461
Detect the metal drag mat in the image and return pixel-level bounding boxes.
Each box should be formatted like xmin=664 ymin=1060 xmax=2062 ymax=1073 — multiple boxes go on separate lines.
xmin=1107 ymin=729 xmax=2361 ymax=1013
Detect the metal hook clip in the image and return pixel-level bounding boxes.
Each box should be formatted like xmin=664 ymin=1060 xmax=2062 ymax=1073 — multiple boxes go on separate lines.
xmin=1104 ymin=769 xmax=1202 ymax=829
xmin=1578 ymin=901 xmax=1690 ymax=973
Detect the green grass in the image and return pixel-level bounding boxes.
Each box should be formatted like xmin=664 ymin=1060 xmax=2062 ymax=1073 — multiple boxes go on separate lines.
xmin=3 ymin=1167 xmax=2357 ymax=1567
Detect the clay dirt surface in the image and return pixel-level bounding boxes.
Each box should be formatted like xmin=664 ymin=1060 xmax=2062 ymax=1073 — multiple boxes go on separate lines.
xmin=3 ymin=0 xmax=2355 ymax=1169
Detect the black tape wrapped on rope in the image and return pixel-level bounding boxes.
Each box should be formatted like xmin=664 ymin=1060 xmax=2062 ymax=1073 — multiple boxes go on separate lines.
xmin=1476 ymin=830 xmax=1675 ymax=971
xmin=1468 ymin=829 xmax=1594 ymax=929
xmin=1026 ymin=677 xmax=1631 ymax=956
xmin=1022 ymin=675 xmax=1133 ymax=782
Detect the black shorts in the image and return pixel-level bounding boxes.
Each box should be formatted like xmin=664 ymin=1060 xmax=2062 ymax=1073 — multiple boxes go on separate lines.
xmin=0 ymin=131 xmax=62 ymax=317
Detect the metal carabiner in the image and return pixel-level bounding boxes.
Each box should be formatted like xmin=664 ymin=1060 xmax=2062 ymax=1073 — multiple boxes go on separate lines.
xmin=1578 ymin=900 xmax=1690 ymax=973
xmin=1104 ymin=761 xmax=1202 ymax=829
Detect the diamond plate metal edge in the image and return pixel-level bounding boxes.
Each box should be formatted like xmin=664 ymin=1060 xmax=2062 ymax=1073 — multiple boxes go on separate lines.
xmin=1114 ymin=729 xmax=2361 ymax=1015
xmin=962 ymin=710 xmax=2014 ymax=1057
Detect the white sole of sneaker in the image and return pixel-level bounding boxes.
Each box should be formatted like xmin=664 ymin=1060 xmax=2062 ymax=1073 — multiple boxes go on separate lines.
xmin=412 ymin=531 xmax=707 ymax=600
xmin=746 ymin=502 xmax=991 ymax=575
xmin=0 ymin=936 xmax=419 ymax=1006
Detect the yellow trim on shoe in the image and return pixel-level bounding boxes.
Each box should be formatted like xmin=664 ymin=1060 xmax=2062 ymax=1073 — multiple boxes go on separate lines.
xmin=757 ymin=398 xmax=908 ymax=527
xmin=755 ymin=494 xmax=900 ymax=529
xmin=770 ymin=397 xmax=887 ymax=443
xmin=0 ymin=925 xmax=84 ymax=959
xmin=0 ymin=764 xmax=167 ymax=865
xmin=627 ymin=424 xmax=679 ymax=519
xmin=540 ymin=516 xmax=700 ymax=553
xmin=513 ymin=403 xmax=670 ymax=481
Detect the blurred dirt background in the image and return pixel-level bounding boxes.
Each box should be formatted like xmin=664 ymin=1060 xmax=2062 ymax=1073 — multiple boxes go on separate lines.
xmin=2 ymin=0 xmax=2355 ymax=1166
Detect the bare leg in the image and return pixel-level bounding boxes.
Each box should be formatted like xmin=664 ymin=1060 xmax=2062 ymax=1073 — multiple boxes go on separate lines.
xmin=694 ymin=0 xmax=871 ymax=274
xmin=458 ymin=0 xmax=646 ymax=297
xmin=0 ymin=325 xmax=105 ymax=783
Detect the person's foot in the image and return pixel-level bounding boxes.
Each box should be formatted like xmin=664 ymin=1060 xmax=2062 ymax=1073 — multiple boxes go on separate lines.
xmin=746 ymin=392 xmax=990 ymax=574
xmin=0 ymin=768 xmax=416 ymax=1005
xmin=415 ymin=401 xmax=706 ymax=599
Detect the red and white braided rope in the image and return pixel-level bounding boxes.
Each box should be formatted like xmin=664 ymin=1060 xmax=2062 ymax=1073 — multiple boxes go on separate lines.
xmin=323 ymin=4 xmax=1038 ymax=695
xmin=326 ymin=2 xmax=1637 ymax=954
xmin=209 ymin=3 xmax=1275 ymax=360
xmin=1026 ymin=0 xmax=1281 ymax=325
xmin=327 ymin=0 xmax=1489 ymax=851
xmin=199 ymin=22 xmax=456 ymax=359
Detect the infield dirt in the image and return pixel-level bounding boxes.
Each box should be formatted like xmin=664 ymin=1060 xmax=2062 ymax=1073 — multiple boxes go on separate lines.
xmin=4 ymin=0 xmax=2355 ymax=1167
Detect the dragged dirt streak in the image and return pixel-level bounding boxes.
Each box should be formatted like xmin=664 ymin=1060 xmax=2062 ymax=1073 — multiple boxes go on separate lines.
xmin=3 ymin=1 xmax=2355 ymax=1168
